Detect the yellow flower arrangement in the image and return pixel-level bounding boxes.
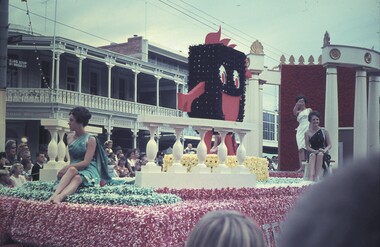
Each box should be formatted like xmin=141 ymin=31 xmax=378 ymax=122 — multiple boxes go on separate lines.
xmin=163 ymin=154 xmax=269 ymax=181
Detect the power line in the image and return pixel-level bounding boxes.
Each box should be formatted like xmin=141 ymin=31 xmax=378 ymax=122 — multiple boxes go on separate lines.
xmin=156 ymin=0 xmax=281 ymax=64
xmin=10 ymin=4 xmax=115 ymax=44
xmin=177 ymin=0 xmax=289 ymax=57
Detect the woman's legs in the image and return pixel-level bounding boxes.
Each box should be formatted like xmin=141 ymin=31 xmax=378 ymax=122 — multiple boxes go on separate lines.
xmin=315 ymin=152 xmax=324 ymax=181
xmin=308 ymin=153 xmax=316 ymax=181
xmin=297 ymin=149 xmax=305 ymax=172
xmin=48 ymin=167 xmax=81 ymax=202
xmin=52 ymin=174 xmax=82 ymax=203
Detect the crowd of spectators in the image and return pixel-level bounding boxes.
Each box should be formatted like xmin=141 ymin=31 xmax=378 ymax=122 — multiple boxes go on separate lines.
xmin=0 ymin=138 xmax=47 ymax=188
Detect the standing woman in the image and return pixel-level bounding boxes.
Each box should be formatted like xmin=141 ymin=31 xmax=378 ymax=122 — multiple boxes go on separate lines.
xmin=305 ymin=111 xmax=332 ymax=181
xmin=47 ymin=107 xmax=104 ymax=203
xmin=293 ymin=95 xmax=312 ymax=172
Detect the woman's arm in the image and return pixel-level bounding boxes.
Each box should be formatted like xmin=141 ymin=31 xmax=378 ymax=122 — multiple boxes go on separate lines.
xmin=323 ymin=129 xmax=332 ymax=153
xmin=292 ymin=103 xmax=300 ymax=116
xmin=58 ymin=135 xmax=96 ymax=179
xmin=70 ymin=136 xmax=96 ymax=170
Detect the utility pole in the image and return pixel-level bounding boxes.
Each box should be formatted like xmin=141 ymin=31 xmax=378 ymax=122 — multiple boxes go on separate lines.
xmin=0 ymin=0 xmax=9 ymax=151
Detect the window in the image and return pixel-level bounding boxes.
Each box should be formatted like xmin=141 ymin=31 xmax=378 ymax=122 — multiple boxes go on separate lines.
xmin=7 ymin=54 xmax=19 ymax=87
xmin=66 ymin=66 xmax=76 ymax=91
xmin=263 ymin=112 xmax=275 ymax=141
xmin=119 ymin=78 xmax=125 ymax=99
xmin=90 ymin=71 xmax=98 ymax=95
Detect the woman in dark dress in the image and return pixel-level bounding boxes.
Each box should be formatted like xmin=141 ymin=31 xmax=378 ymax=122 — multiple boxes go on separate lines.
xmin=305 ymin=111 xmax=332 ymax=181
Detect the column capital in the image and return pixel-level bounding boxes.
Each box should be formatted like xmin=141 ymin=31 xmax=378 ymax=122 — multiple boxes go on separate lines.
xmin=132 ymin=69 xmax=141 ymax=74
xmin=75 ymin=47 xmax=87 ymax=60
xmin=355 ymin=70 xmax=367 ymax=78
xmin=105 ymin=56 xmax=116 ymax=67
xmin=53 ymin=42 xmax=65 ymax=57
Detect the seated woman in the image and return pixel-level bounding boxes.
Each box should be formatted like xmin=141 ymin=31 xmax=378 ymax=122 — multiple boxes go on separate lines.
xmin=21 ymin=158 xmax=33 ymax=181
xmin=126 ymin=148 xmax=140 ymax=176
xmin=115 ymin=157 xmax=131 ymax=178
xmin=47 ymin=107 xmax=110 ymax=203
xmin=305 ymin=111 xmax=332 ymax=181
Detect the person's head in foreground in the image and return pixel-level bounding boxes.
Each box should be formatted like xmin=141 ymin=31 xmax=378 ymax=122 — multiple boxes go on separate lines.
xmin=278 ymin=154 xmax=380 ymax=247
xmin=185 ymin=210 xmax=267 ymax=247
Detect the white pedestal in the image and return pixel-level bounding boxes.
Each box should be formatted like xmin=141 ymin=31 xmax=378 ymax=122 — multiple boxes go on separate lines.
xmin=232 ymin=165 xmax=250 ymax=174
xmin=191 ymin=165 xmax=211 ymax=174
xmin=167 ymin=165 xmax=187 ymax=173
xmin=40 ymin=168 xmax=59 ymax=182
xmin=135 ymin=172 xmax=256 ymax=189
xmin=213 ymin=165 xmax=232 ymax=174
xmin=141 ymin=164 xmax=162 ymax=173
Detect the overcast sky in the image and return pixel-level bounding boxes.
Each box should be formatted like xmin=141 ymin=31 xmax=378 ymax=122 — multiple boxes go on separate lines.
xmin=9 ymin=0 xmax=380 ymax=69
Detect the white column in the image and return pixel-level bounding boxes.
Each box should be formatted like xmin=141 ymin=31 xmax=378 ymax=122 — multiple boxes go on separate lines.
xmin=105 ymin=127 xmax=112 ymax=143
xmin=75 ymin=48 xmax=87 ymax=94
xmin=353 ymin=70 xmax=368 ymax=159
xmin=368 ymin=76 xmax=380 ymax=155
xmin=155 ymin=75 xmax=161 ymax=107
xmin=133 ymin=70 xmax=140 ymax=103
xmin=233 ymin=131 xmax=250 ymax=174
xmin=168 ymin=126 xmax=187 ymax=173
xmin=244 ymin=73 xmax=260 ymax=157
xmin=78 ymin=57 xmax=84 ymax=93
xmin=40 ymin=127 xmax=59 ymax=182
xmin=107 ymin=65 xmax=114 ymax=98
xmin=213 ymin=130 xmax=231 ymax=174
xmin=175 ymin=82 xmax=179 ymax=113
xmin=57 ymin=129 xmax=67 ymax=168
xmin=258 ymin=82 xmax=264 ymax=157
xmin=324 ymin=67 xmax=339 ymax=167
xmin=141 ymin=125 xmax=161 ymax=173
xmin=55 ymin=53 xmax=62 ymax=90
xmin=192 ymin=128 xmax=211 ymax=173
xmin=132 ymin=122 xmax=138 ymax=149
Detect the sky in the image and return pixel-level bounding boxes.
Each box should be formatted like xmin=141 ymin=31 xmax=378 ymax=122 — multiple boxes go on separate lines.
xmin=7 ymin=0 xmax=380 ymax=111
xmin=9 ymin=0 xmax=380 ymax=67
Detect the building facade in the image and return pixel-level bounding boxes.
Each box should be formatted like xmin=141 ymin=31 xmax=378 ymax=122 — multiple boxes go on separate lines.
xmin=5 ymin=26 xmax=279 ymax=157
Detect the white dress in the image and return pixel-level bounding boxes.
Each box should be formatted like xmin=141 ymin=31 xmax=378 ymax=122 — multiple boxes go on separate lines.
xmin=296 ymin=108 xmax=311 ymax=150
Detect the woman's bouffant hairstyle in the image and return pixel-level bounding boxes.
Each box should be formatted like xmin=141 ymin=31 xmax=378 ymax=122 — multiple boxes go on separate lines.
xmin=69 ymin=107 xmax=92 ymax=127
xmin=5 ymin=140 xmax=16 ymax=152
xmin=295 ymin=94 xmax=308 ymax=104
xmin=308 ymin=110 xmax=321 ymax=122
xmin=185 ymin=210 xmax=267 ymax=247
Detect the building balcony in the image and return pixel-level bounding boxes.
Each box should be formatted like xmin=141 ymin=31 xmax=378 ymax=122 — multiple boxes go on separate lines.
xmin=6 ymin=88 xmax=182 ymax=118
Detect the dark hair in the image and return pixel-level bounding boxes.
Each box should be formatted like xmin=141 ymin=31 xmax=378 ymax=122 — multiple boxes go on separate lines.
xmin=118 ymin=157 xmax=126 ymax=166
xmin=5 ymin=140 xmax=17 ymax=152
xmin=127 ymin=149 xmax=137 ymax=159
xmin=21 ymin=158 xmax=31 ymax=167
xmin=36 ymin=151 xmax=45 ymax=158
xmin=295 ymin=94 xmax=307 ymax=104
xmin=69 ymin=107 xmax=92 ymax=126
xmin=308 ymin=110 xmax=320 ymax=122
xmin=186 ymin=210 xmax=267 ymax=247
